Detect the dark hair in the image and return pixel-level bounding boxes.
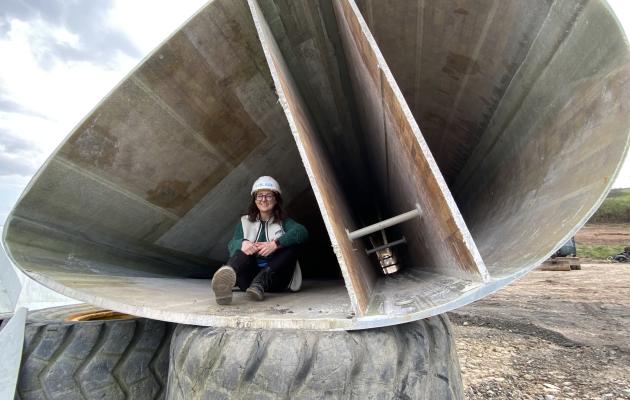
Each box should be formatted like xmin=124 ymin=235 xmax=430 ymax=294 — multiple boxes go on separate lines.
xmin=247 ymin=192 xmax=284 ymax=222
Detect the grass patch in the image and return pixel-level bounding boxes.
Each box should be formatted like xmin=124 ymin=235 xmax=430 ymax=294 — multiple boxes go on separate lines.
xmin=576 ymin=244 xmax=627 ymax=260
xmin=589 ymin=188 xmax=630 ymax=223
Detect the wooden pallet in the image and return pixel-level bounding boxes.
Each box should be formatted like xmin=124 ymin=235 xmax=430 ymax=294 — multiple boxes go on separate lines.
xmin=538 ymin=257 xmax=581 ymax=271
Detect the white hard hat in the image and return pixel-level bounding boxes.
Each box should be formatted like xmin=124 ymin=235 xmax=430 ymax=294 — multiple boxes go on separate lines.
xmin=251 ymin=176 xmax=282 ymax=195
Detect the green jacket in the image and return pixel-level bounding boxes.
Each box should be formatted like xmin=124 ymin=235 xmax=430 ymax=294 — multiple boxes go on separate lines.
xmin=228 ymin=216 xmax=309 ymax=257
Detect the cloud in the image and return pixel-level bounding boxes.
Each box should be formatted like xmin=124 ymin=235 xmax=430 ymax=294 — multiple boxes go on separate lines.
xmin=0 ymin=0 xmax=141 ymax=69
xmin=0 ymin=152 xmax=38 ymax=177
xmin=0 ymin=128 xmax=36 ymax=153
xmin=0 ymin=93 xmax=49 ymax=118
xmin=0 ymin=128 xmax=41 ymax=178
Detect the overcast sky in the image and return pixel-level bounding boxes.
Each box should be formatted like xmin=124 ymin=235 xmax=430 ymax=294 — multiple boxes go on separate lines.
xmin=0 ymin=1 xmax=629 ymax=225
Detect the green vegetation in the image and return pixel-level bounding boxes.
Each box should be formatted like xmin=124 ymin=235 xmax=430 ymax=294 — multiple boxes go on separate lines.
xmin=588 ymin=188 xmax=630 ymax=223
xmin=576 ymin=244 xmax=627 ymax=260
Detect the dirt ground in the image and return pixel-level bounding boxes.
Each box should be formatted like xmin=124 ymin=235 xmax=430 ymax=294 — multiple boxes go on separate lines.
xmin=575 ymin=224 xmax=630 ymax=245
xmin=449 ymin=263 xmax=630 ymax=399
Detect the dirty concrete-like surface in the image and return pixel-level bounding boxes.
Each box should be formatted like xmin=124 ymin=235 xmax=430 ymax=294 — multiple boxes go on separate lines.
xmin=451 ymin=263 xmax=630 ymax=399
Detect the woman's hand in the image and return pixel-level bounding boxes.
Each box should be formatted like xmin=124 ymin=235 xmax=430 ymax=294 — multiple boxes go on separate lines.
xmin=241 ymin=240 xmax=258 ymax=255
xmin=255 ymin=241 xmax=278 ymax=257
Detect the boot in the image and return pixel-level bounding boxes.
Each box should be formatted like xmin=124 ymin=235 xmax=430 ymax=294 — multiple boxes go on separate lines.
xmin=246 ymin=267 xmax=271 ymax=301
xmin=211 ymin=265 xmax=236 ymax=305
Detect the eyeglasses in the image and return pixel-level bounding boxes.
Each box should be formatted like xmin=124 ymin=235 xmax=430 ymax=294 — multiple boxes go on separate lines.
xmin=255 ymin=193 xmax=275 ymax=201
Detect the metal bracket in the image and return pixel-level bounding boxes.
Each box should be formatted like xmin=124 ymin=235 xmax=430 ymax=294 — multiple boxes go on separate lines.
xmin=346 ymin=203 xmax=422 ymax=241
xmin=365 ymin=237 xmax=407 ymax=255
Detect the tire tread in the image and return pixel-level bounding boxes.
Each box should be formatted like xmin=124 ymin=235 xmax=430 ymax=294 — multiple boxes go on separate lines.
xmin=16 ymin=306 xmax=173 ymax=400
xmin=167 ymin=315 xmax=463 ymax=400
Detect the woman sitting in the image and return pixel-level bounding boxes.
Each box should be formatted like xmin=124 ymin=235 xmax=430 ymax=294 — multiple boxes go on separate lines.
xmin=211 ymin=176 xmax=308 ymax=305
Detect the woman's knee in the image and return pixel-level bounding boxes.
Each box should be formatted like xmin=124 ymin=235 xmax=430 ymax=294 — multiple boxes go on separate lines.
xmin=269 ymin=246 xmax=299 ymax=271
xmin=228 ymin=251 xmax=253 ymax=268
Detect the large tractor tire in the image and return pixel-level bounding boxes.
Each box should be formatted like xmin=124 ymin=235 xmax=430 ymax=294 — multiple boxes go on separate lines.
xmin=16 ymin=304 xmax=173 ymax=400
xmin=167 ymin=314 xmax=463 ymax=400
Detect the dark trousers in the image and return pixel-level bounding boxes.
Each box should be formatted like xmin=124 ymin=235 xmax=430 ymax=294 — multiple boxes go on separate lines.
xmin=228 ymin=246 xmax=299 ymax=292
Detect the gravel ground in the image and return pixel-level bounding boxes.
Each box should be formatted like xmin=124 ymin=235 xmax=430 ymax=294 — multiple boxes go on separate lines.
xmin=449 ymin=263 xmax=630 ymax=400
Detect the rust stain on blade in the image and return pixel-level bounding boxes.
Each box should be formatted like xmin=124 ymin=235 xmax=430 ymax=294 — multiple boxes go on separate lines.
xmin=135 ymin=28 xmax=266 ymax=166
xmin=58 ymin=78 xmax=232 ymax=217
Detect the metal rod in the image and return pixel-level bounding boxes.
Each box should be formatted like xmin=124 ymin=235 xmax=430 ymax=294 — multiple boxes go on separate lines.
xmin=365 ymin=237 xmax=407 ymax=255
xmin=346 ymin=204 xmax=422 ymax=241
